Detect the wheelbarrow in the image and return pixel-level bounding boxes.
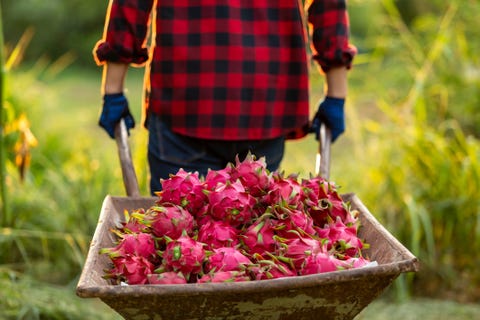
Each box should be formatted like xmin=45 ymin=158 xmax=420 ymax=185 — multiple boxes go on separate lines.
xmin=76 ymin=121 xmax=419 ymax=320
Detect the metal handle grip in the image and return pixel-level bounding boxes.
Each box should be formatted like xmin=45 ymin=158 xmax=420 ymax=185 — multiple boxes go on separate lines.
xmin=315 ymin=123 xmax=331 ymax=180
xmin=114 ymin=120 xmax=141 ymax=197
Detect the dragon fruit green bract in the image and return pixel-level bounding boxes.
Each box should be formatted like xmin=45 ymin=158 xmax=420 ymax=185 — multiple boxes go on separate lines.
xmin=101 ymin=152 xmax=372 ymax=285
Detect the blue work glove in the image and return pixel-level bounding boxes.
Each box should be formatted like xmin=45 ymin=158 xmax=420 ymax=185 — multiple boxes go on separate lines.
xmin=310 ymin=97 xmax=345 ymax=142
xmin=99 ymin=93 xmax=135 ymax=139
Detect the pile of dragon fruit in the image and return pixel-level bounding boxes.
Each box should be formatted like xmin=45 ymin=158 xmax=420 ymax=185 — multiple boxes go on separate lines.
xmin=101 ymin=154 xmax=373 ymax=285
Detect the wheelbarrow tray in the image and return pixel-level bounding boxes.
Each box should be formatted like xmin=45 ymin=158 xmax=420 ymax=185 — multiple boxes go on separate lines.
xmin=76 ymin=193 xmax=419 ymax=320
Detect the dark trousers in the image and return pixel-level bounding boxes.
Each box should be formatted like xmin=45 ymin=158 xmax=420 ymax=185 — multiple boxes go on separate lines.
xmin=147 ymin=113 xmax=285 ymax=194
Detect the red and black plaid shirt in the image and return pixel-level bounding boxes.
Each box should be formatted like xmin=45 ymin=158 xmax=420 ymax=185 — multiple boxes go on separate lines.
xmin=94 ymin=0 xmax=356 ymax=140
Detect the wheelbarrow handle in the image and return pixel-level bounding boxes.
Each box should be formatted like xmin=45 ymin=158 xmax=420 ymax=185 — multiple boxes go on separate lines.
xmin=114 ymin=120 xmax=141 ymax=197
xmin=315 ymin=123 xmax=331 ymax=180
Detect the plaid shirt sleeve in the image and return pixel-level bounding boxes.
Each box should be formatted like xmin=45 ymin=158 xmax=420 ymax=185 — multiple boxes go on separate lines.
xmin=306 ymin=0 xmax=357 ymax=72
xmin=93 ymin=0 xmax=154 ymax=65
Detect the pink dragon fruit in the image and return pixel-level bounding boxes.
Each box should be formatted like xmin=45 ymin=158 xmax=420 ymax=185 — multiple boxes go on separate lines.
xmin=229 ymin=153 xmax=272 ymax=197
xmin=118 ymin=208 xmax=149 ymax=234
xmin=240 ymin=213 xmax=277 ymax=255
xmin=204 ymin=167 xmax=232 ymax=190
xmin=197 ymin=219 xmax=240 ymax=249
xmin=263 ymin=172 xmax=303 ymax=207
xmin=147 ymin=271 xmax=187 ymax=284
xmin=158 ymin=168 xmax=207 ymax=215
xmin=325 ymin=194 xmax=357 ymax=226
xmin=272 ymin=205 xmax=316 ymax=239
xmin=302 ymin=177 xmax=356 ymax=227
xmin=249 ymin=256 xmax=297 ymax=280
xmin=100 ymin=232 xmax=157 ymax=261
xmin=106 ymin=255 xmax=155 ymax=285
xmin=101 ymin=154 xmax=374 ymax=285
xmin=146 ymin=204 xmax=194 ymax=239
xmin=277 ymin=234 xmax=323 ymax=269
xmin=208 ymin=180 xmax=257 ymax=226
xmin=317 ymin=218 xmax=365 ymax=258
xmin=205 ymin=247 xmax=253 ymax=273
xmin=340 ymin=256 xmax=372 ymax=269
xmin=198 ymin=270 xmax=251 ymax=283
xmin=300 ymin=176 xmax=328 ymax=203
xmin=192 ymin=205 xmax=212 ymax=226
xmin=162 ymin=234 xmax=206 ymax=276
xmin=299 ymin=251 xmax=343 ymax=275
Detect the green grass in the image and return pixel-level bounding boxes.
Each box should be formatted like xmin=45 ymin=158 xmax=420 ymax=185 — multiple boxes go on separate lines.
xmin=357 ymin=298 xmax=480 ymax=320
xmin=0 ymin=270 xmax=120 ymax=320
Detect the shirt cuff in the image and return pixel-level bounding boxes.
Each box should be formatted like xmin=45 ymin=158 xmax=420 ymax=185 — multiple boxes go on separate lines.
xmin=93 ymin=41 xmax=149 ymax=66
xmin=313 ymin=44 xmax=357 ymax=72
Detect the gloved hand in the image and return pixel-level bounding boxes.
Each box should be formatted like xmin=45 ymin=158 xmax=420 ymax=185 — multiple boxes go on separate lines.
xmin=99 ymin=93 xmax=135 ymax=139
xmin=310 ymin=97 xmax=345 ymax=142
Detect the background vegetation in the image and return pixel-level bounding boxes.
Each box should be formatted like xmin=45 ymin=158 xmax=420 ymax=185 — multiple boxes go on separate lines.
xmin=1 ymin=0 xmax=479 ymax=318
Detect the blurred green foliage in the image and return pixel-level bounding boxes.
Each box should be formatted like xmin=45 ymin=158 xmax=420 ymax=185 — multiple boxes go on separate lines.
xmin=289 ymin=0 xmax=480 ymax=301
xmin=2 ymin=0 xmax=107 ymax=66
xmin=342 ymin=0 xmax=480 ymax=300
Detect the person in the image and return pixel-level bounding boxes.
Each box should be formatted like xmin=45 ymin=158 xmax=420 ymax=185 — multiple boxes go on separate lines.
xmin=94 ymin=0 xmax=357 ymax=194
